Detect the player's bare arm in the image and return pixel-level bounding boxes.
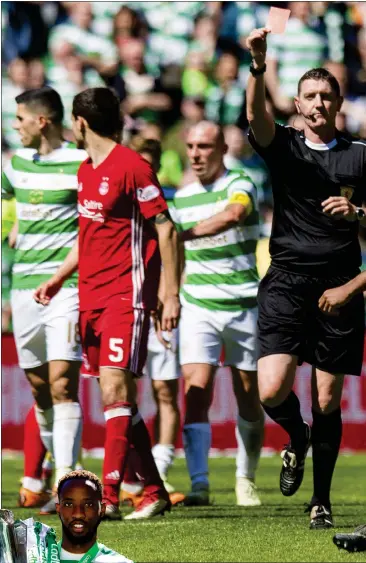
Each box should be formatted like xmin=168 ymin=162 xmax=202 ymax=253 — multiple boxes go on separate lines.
xmin=319 ymin=271 xmax=366 ymax=313
xmin=151 ymin=210 xmax=181 ymax=332
xmin=322 ymin=198 xmax=366 ymax=226
xmin=246 ymin=27 xmax=275 ymax=148
xmin=179 ymin=199 xmax=251 ymax=242
xmin=34 ymin=238 xmax=79 ymax=306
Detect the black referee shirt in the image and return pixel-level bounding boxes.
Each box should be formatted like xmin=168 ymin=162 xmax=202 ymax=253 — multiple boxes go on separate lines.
xmin=249 ymin=124 xmax=366 ymax=276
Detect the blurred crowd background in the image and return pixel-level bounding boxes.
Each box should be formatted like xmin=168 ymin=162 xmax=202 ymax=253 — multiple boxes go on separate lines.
xmin=2 ymin=0 xmax=366 ymax=332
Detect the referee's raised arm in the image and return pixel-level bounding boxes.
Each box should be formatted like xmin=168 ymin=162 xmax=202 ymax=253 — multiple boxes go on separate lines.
xmin=246 ymin=28 xmax=275 ymax=148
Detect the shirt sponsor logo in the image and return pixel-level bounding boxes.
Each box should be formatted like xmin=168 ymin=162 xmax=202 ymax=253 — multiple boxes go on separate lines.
xmin=137 ymin=185 xmax=160 ymax=202
xmin=78 ymin=199 xmax=104 ymax=223
xmin=186 ymin=232 xmax=228 ymax=250
xmin=340 ymin=186 xmax=354 ymax=201
xmin=99 ymin=177 xmax=109 ymax=195
xmin=84 ymin=199 xmax=103 ymax=210
xmin=20 ymin=206 xmax=53 ymax=220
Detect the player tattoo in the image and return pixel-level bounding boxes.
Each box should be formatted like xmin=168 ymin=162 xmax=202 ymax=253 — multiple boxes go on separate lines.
xmin=153 ymin=210 xmax=172 ymax=225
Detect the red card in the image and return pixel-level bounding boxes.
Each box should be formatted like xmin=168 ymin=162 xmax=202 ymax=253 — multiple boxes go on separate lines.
xmin=266 ymin=6 xmax=291 ymax=34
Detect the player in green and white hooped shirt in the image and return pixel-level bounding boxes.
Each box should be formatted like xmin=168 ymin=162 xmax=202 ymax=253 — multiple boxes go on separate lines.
xmin=1 ymin=87 xmax=86 ymax=511
xmin=56 ymin=470 xmax=133 ymax=562
xmin=169 ymin=122 xmax=264 ymax=507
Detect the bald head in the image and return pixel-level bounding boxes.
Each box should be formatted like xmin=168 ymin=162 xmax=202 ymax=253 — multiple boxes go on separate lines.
xmin=187 ymin=121 xmax=225 ymax=147
xmin=186 ymin=121 xmax=227 ymax=185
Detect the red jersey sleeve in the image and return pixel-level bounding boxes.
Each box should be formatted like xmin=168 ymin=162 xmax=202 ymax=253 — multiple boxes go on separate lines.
xmin=132 ymin=158 xmax=168 ymax=219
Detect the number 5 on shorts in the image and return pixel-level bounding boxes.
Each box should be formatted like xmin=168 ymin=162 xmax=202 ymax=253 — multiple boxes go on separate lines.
xmin=108 ymin=338 xmax=124 ymax=362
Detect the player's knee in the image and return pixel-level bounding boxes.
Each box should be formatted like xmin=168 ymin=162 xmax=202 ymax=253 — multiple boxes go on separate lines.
xmin=51 ymin=374 xmax=79 ymax=403
xmin=31 ymin=384 xmax=52 ymax=410
xmin=312 ymin=393 xmax=339 ymax=415
xmin=100 ymin=381 xmax=131 ymax=407
xmin=25 ymin=372 xmax=51 ymax=409
xmin=259 ymin=382 xmax=286 ymax=406
xmin=153 ymin=381 xmax=178 ymax=408
xmin=185 ymin=385 xmax=211 ymax=423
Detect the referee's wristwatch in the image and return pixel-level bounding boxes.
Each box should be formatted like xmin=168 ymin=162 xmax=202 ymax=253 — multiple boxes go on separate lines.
xmin=355 ymin=207 xmax=365 ymax=221
xmin=249 ymin=62 xmax=266 ymax=76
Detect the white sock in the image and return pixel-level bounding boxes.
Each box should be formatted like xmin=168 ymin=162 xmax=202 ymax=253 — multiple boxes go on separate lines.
xmin=23 ymin=477 xmax=43 ymax=493
xmin=53 ymin=402 xmax=83 ymax=484
xmin=121 ymin=481 xmax=144 ymax=494
xmin=235 ymin=413 xmax=264 ymax=480
xmin=152 ymin=443 xmax=175 ymax=478
xmin=183 ymin=423 xmax=211 ymax=489
xmin=35 ymin=406 xmax=54 ymax=455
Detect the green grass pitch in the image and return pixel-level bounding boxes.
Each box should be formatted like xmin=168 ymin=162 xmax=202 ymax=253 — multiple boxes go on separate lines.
xmin=2 ymin=455 xmax=366 ymax=562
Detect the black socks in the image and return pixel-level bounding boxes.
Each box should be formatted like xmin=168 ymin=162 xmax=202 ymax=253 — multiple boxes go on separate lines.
xmin=262 ymin=391 xmax=307 ymax=449
xmin=310 ymin=407 xmax=342 ymax=509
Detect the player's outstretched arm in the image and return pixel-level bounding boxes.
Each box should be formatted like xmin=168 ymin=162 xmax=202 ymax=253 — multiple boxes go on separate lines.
xmin=179 ymin=199 xmax=251 ymax=242
xmin=246 ymin=27 xmax=275 ymax=148
xmin=34 ymin=238 xmax=79 ymax=305
xmin=319 ymin=271 xmax=366 ymax=313
xmin=152 ymin=211 xmax=181 ymax=332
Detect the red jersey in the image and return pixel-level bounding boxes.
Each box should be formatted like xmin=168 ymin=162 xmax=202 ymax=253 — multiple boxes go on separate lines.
xmin=77 ymin=144 xmax=167 ymax=311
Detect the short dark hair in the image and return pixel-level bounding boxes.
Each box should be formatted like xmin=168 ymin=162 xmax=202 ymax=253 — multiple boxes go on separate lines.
xmin=297 ymin=67 xmax=340 ymax=97
xmin=57 ymin=470 xmax=103 ymax=500
xmin=72 ymin=88 xmax=123 ymax=138
xmin=132 ymin=137 xmax=162 ymax=167
xmin=15 ymin=87 xmax=64 ymax=125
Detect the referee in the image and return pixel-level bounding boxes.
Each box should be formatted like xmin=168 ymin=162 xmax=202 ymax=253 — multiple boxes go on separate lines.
xmin=245 ymin=27 xmax=366 ymax=530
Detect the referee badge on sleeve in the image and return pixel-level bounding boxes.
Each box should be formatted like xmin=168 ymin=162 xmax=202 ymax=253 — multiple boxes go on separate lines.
xmin=340 ymin=187 xmax=354 ymax=200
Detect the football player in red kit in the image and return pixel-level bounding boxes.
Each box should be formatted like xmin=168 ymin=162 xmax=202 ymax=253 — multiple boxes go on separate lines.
xmin=34 ymin=87 xmax=181 ymax=520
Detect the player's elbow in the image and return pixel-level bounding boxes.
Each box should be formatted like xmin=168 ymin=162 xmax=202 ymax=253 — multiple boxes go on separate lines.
xmin=226 ymin=206 xmax=247 ymax=225
xmin=157 ymin=218 xmax=177 ymax=242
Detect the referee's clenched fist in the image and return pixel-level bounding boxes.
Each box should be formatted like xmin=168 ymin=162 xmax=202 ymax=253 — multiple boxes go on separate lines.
xmin=245 ymin=28 xmax=271 ymax=62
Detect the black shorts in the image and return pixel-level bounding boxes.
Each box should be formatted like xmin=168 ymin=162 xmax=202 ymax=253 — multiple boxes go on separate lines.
xmin=257 ymin=266 xmax=365 ymax=376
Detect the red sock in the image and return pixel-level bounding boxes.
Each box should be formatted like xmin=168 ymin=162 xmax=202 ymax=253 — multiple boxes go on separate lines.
xmin=131 ymin=411 xmax=165 ymax=496
xmin=103 ymin=402 xmax=132 ymax=505
xmin=24 ymin=405 xmax=46 ymax=480
xmin=123 ymin=445 xmax=143 ymax=484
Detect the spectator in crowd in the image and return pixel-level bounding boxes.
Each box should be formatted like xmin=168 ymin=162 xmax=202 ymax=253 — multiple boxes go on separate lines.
xmin=27 ymin=58 xmax=46 ymax=89
xmin=266 ymin=1 xmax=328 ymax=117
xmin=132 ymin=124 xmax=183 ymax=187
xmin=205 ymin=51 xmax=246 ymax=126
xmin=223 ymin=125 xmax=271 ymax=204
xmin=105 ymin=38 xmax=172 ymax=125
xmin=47 ymin=2 xmax=118 ymax=85
xmin=2 ymin=1 xmax=48 ymax=63
xmin=142 ymin=1 xmax=203 ymax=68
xmin=182 ymin=50 xmax=210 ymax=98
xmin=2 ymin=58 xmax=29 ymax=149
xmin=112 ymin=5 xmax=148 ymax=45
xmin=188 ymin=13 xmax=218 ymax=66
xmin=324 ymin=60 xmax=366 ymax=135
xmin=163 ymin=95 xmax=206 ymax=175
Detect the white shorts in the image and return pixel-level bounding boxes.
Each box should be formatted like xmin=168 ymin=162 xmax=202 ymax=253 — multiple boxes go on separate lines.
xmin=11 ymin=288 xmax=82 ymax=369
xmin=179 ymin=301 xmax=258 ymax=371
xmin=145 ymin=319 xmax=179 ymax=381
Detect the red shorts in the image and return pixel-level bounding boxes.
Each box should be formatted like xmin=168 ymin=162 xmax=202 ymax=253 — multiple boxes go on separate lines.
xmin=79 ymin=306 xmax=150 ymax=378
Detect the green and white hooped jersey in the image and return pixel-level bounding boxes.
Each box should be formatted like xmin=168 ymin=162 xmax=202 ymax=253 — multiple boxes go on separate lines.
xmin=1 ymin=143 xmax=87 ymax=290
xmin=170 ymin=170 xmax=260 ymax=312
xmin=59 ymin=541 xmax=134 ymax=562
xmin=266 ymin=17 xmax=327 ymax=98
